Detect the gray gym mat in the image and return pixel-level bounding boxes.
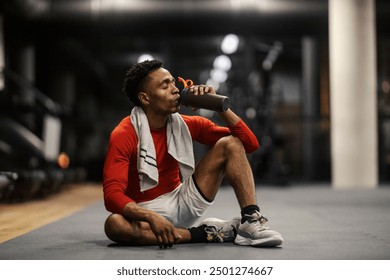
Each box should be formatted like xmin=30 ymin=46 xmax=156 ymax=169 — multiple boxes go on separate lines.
xmin=0 ymin=185 xmax=389 ymax=260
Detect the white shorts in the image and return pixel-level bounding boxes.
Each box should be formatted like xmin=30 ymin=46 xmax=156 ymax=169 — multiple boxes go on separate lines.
xmin=138 ymin=176 xmax=213 ymax=228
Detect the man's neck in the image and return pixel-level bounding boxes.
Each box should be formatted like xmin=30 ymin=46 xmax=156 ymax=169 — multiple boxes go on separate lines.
xmin=144 ymin=110 xmax=168 ymax=129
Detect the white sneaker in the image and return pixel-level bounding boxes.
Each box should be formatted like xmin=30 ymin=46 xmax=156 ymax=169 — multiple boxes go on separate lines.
xmin=200 ymin=217 xmax=241 ymax=243
xmin=234 ymin=211 xmax=283 ymax=247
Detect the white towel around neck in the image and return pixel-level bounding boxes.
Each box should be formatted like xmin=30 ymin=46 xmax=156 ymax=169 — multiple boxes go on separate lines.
xmin=130 ymin=106 xmax=195 ymax=192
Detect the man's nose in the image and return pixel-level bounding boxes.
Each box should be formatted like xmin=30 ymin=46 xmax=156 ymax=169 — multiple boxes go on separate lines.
xmin=172 ymin=84 xmax=179 ymax=94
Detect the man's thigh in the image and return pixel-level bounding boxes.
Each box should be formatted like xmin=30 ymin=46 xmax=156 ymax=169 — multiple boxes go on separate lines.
xmin=193 ymin=136 xmax=231 ymax=201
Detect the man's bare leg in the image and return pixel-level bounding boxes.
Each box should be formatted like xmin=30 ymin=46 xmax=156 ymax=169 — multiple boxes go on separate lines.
xmin=194 ymin=135 xmax=283 ymax=247
xmin=194 ymin=135 xmax=257 ymax=208
xmin=104 ymin=213 xmax=191 ymax=247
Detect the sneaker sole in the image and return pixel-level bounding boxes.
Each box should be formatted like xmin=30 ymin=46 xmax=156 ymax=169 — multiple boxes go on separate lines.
xmin=235 ymin=234 xmax=283 ymax=247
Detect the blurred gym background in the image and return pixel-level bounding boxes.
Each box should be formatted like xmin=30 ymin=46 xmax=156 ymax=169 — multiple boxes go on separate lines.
xmin=0 ymin=0 xmax=389 ymax=202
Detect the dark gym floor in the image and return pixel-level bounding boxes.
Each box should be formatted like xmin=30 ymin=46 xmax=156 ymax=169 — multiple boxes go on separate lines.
xmin=0 ymin=184 xmax=389 ymax=260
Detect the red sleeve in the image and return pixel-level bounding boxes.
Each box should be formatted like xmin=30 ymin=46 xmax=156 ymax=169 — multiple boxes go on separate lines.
xmin=182 ymin=115 xmax=259 ymax=153
xmin=228 ymin=119 xmax=260 ymax=153
xmin=103 ymin=120 xmax=135 ymax=214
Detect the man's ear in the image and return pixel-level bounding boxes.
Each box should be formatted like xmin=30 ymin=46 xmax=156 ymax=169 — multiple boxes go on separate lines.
xmin=138 ymin=92 xmax=150 ymax=105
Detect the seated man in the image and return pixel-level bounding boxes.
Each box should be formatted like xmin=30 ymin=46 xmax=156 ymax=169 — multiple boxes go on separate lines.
xmin=103 ymin=59 xmax=283 ymax=249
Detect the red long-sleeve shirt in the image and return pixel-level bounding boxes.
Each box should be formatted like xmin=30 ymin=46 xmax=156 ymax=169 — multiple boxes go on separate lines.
xmin=103 ymin=114 xmax=259 ymax=214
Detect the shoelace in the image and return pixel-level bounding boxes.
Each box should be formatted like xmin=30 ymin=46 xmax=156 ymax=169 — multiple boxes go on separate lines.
xmin=204 ymin=226 xmax=225 ymax=243
xmin=245 ymin=211 xmax=270 ymax=230
xmin=204 ymin=224 xmax=239 ymax=243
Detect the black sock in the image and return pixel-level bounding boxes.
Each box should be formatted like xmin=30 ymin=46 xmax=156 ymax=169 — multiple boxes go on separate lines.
xmin=241 ymin=205 xmax=260 ymax=223
xmin=188 ymin=225 xmax=208 ymax=243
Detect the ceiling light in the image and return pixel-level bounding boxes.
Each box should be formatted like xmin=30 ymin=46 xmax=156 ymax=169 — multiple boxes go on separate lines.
xmin=137 ymin=54 xmax=154 ymax=63
xmin=221 ymin=34 xmax=239 ymax=54
xmin=245 ymin=107 xmax=257 ymax=120
xmin=213 ymin=55 xmax=232 ymax=71
xmin=210 ymin=69 xmax=228 ymax=83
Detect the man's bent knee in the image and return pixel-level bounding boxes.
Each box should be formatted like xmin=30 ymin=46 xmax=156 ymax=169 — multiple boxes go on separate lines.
xmin=215 ymin=135 xmax=245 ymax=155
xmin=105 ymin=214 xmax=123 ymax=242
xmin=104 ymin=213 xmax=139 ymax=244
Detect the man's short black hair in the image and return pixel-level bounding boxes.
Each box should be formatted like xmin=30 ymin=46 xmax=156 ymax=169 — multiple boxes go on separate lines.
xmin=122 ymin=59 xmax=163 ymax=106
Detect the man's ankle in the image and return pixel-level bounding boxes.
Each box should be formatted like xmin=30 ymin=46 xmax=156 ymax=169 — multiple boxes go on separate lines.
xmin=240 ymin=204 xmax=260 ymax=223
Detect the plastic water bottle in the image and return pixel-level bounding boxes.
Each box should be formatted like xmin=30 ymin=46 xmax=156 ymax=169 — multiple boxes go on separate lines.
xmin=179 ymin=88 xmax=230 ymax=112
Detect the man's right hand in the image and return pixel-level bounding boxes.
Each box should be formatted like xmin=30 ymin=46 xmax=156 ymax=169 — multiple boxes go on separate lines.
xmin=146 ymin=212 xmax=182 ymax=248
xmin=122 ymin=201 xmax=183 ymax=248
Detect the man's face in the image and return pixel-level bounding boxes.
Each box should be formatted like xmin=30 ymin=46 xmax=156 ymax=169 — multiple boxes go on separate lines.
xmin=142 ymin=68 xmax=180 ymax=115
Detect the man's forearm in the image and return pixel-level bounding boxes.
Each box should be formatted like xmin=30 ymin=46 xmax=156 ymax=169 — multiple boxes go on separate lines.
xmin=217 ymin=108 xmax=260 ymax=153
xmin=122 ymin=201 xmax=158 ymax=223
xmin=217 ymin=108 xmax=241 ymax=126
